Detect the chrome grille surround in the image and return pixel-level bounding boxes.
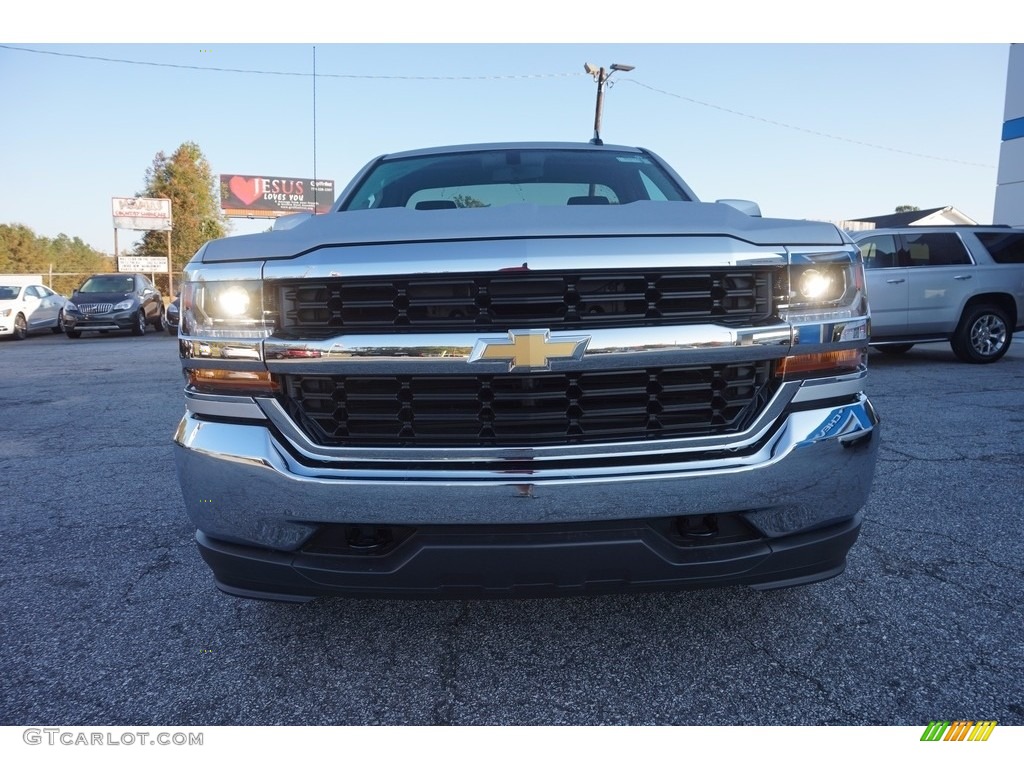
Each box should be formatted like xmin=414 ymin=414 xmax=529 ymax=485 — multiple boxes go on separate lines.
xmin=76 ymin=303 xmax=114 ymax=314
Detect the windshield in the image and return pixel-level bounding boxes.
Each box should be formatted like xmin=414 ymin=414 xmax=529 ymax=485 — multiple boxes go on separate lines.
xmin=340 ymin=148 xmax=691 ymax=211
xmin=0 ymin=286 xmax=22 ymax=300
xmin=78 ymin=275 xmax=136 ymax=293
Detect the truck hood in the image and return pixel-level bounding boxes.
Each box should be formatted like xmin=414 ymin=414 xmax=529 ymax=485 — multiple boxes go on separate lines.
xmin=197 ymin=201 xmax=845 ymax=263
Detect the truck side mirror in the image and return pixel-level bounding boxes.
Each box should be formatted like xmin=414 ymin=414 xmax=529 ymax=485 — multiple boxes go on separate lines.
xmin=272 ymin=213 xmax=314 ymax=232
xmin=715 ymin=199 xmax=762 ymax=217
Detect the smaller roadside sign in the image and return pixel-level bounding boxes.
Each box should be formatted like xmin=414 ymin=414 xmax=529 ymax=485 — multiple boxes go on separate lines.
xmin=118 ymin=256 xmax=168 ymax=272
xmin=112 ymin=197 xmax=172 ymax=231
xmin=0 ymin=274 xmax=43 ymax=286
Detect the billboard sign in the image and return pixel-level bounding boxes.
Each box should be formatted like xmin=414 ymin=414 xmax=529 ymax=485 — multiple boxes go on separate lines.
xmin=112 ymin=197 xmax=172 ymax=231
xmin=220 ymin=175 xmax=334 ymax=218
xmin=118 ymin=256 xmax=168 ymax=273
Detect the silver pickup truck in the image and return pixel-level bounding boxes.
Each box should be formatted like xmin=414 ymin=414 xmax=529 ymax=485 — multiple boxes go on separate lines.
xmin=173 ymin=142 xmax=879 ymax=601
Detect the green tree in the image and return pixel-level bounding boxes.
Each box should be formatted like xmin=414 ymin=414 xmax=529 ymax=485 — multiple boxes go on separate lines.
xmin=134 ymin=141 xmax=228 ymax=273
xmin=894 ymin=205 xmax=920 ymax=213
xmin=0 ymin=224 xmax=44 ymax=274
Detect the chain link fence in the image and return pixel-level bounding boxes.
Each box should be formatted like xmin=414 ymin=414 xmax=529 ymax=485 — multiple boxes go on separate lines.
xmin=3 ymin=268 xmax=183 ymax=302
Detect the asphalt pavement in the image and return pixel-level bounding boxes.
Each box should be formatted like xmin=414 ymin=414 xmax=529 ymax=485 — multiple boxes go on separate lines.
xmin=0 ymin=331 xmax=1021 ymax=726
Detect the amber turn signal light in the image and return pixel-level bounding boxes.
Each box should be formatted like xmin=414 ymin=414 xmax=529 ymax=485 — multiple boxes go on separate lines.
xmin=776 ymin=349 xmax=863 ymax=378
xmin=186 ymin=368 xmax=280 ymax=395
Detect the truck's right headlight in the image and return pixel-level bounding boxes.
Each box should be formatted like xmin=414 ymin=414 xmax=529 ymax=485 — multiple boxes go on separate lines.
xmin=181 ymin=280 xmax=272 ymax=338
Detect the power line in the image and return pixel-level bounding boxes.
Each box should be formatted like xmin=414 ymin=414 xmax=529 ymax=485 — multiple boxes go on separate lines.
xmin=625 ymin=79 xmax=995 ymax=169
xmin=1 ymin=43 xmax=996 ymax=168
xmin=0 ymin=44 xmax=584 ymax=81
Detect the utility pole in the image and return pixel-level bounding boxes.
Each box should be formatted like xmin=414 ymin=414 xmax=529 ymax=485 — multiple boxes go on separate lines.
xmin=584 ymin=62 xmax=634 ymax=145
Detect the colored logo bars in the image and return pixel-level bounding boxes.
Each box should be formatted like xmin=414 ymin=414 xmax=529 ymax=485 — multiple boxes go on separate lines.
xmin=920 ymin=720 xmax=997 ymax=742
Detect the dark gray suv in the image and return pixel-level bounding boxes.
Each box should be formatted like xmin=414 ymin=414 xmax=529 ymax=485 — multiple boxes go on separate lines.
xmin=851 ymin=226 xmax=1024 ymax=363
xmin=64 ymin=273 xmax=164 ymax=338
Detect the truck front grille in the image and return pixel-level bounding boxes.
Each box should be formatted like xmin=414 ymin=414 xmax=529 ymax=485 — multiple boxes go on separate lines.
xmin=277 ymin=362 xmax=774 ymax=447
xmin=272 ymin=268 xmax=773 ymax=334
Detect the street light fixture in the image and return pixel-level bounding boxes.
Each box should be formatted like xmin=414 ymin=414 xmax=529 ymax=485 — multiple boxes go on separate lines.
xmin=584 ymin=62 xmax=635 ymax=144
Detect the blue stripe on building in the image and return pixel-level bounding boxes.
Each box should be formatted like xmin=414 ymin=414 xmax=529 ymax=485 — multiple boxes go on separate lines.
xmin=1003 ymin=116 xmax=1024 ymax=141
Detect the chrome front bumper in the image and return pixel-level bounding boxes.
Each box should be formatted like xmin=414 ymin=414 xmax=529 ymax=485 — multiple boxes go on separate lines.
xmin=173 ymin=390 xmax=879 ymax=552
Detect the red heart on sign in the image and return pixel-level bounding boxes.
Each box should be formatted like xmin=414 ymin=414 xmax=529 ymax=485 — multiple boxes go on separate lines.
xmin=229 ymin=176 xmax=262 ymax=206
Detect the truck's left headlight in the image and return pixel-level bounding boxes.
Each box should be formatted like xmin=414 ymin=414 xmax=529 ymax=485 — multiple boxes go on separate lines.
xmin=778 ymin=250 xmax=865 ymax=323
xmin=775 ymin=249 xmax=869 ymax=379
xmin=795 ymin=266 xmax=844 ymax=303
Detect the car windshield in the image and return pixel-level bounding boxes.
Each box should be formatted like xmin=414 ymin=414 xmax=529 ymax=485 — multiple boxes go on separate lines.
xmin=340 ymin=147 xmax=691 ymax=211
xmin=79 ymin=275 xmax=136 ymax=293
xmin=0 ymin=286 xmax=21 ymax=300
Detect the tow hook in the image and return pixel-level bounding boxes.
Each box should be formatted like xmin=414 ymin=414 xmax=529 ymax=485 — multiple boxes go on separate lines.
xmin=677 ymin=515 xmax=719 ymax=538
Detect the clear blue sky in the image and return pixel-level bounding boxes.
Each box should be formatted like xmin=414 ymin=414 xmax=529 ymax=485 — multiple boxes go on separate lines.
xmin=1 ymin=6 xmax=1013 ymax=256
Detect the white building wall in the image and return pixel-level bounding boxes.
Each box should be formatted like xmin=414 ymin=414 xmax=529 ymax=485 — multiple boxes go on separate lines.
xmin=994 ymin=44 xmax=1024 ymax=227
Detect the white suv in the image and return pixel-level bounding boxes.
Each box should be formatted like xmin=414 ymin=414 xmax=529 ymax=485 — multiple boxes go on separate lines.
xmin=851 ymin=226 xmax=1024 ymax=363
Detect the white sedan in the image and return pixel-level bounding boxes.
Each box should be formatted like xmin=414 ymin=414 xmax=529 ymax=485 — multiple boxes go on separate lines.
xmin=0 ymin=283 xmax=69 ymax=339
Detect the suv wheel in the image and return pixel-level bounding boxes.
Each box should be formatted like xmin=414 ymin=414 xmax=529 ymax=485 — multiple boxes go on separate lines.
xmin=52 ymin=310 xmax=65 ymax=334
xmin=152 ymin=310 xmax=164 ymax=332
xmin=131 ymin=309 xmax=147 ymax=337
xmin=951 ymin=304 xmax=1011 ymax=364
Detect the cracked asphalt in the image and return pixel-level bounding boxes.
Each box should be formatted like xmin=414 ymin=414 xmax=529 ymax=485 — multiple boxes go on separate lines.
xmin=0 ymin=332 xmax=1021 ymax=725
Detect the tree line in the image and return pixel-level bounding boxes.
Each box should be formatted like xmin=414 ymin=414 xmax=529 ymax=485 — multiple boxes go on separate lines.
xmin=2 ymin=141 xmax=227 ymax=297
xmin=0 ymin=224 xmax=113 ymax=296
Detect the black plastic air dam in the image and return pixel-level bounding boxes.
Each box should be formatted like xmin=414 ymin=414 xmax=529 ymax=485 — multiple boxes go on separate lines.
xmin=195 ymin=515 xmax=862 ymax=602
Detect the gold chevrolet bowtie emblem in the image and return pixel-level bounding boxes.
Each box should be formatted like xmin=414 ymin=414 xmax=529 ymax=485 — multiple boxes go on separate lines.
xmin=469 ymin=329 xmax=590 ymax=372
